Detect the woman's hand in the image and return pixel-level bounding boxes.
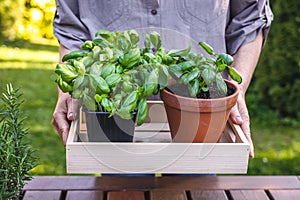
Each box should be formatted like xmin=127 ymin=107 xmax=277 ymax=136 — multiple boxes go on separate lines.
xmin=52 ymin=89 xmax=79 ymax=145
xmin=230 ymin=91 xmax=254 ymax=158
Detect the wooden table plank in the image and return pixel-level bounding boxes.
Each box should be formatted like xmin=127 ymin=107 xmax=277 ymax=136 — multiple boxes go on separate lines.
xmin=190 ymin=190 xmax=228 ymax=200
xmin=23 ymin=191 xmax=62 ymax=200
xmin=66 ymin=190 xmax=103 ymax=200
xmin=269 ymin=190 xmax=300 ymax=200
xmin=107 ymin=191 xmax=145 ymax=200
xmin=23 ymin=176 xmax=300 ymax=191
xmin=150 ymin=191 xmax=187 ymax=200
xmin=229 ymin=190 xmax=269 ymax=200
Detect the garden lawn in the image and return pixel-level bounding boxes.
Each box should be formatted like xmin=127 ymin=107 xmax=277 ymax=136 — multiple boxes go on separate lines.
xmin=0 ymin=41 xmax=67 ymax=175
xmin=0 ymin=40 xmax=299 ymax=175
xmin=248 ymin=125 xmax=300 ymax=175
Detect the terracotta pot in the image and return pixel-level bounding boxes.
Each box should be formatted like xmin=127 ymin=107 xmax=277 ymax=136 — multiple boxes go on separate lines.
xmin=160 ymin=80 xmax=239 ymax=143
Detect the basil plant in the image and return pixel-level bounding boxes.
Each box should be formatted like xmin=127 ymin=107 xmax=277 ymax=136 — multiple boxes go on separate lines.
xmin=55 ymin=29 xmax=242 ymax=125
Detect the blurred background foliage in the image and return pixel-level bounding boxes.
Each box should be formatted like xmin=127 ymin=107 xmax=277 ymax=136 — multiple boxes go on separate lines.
xmin=253 ymin=0 xmax=300 ymax=121
xmin=0 ymin=0 xmax=299 ymax=175
xmin=0 ymin=0 xmax=55 ymax=40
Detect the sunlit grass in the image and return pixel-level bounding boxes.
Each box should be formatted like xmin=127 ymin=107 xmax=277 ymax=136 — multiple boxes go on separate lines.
xmin=0 ymin=46 xmax=57 ymax=64
xmin=0 ymin=43 xmax=58 ymax=69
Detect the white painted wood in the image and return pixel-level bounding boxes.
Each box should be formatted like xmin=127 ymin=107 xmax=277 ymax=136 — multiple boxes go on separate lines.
xmin=228 ymin=119 xmax=249 ymax=144
xmin=66 ymin=101 xmax=250 ymax=174
xmin=67 ymin=140 xmax=249 ymax=174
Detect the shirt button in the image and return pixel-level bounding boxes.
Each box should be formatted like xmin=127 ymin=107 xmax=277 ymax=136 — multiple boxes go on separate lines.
xmin=151 ymin=9 xmax=157 ymax=15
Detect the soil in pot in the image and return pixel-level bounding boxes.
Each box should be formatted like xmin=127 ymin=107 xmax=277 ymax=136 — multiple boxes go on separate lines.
xmin=160 ymin=80 xmax=238 ymax=143
xmin=84 ymin=109 xmax=137 ymax=142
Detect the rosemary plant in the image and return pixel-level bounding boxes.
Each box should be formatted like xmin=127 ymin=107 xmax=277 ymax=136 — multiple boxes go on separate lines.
xmin=0 ymin=84 xmax=37 ymax=200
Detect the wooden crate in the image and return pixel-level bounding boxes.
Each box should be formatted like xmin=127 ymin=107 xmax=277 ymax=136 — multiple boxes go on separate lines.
xmin=66 ymin=101 xmax=250 ymax=174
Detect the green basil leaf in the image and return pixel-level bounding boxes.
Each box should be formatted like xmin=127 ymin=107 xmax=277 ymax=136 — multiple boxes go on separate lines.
xmin=179 ymin=60 xmax=195 ymax=71
xmin=149 ymin=31 xmax=162 ymax=50
xmin=144 ymin=68 xmax=159 ymax=96
xmin=73 ymin=75 xmax=85 ymax=91
xmin=95 ymin=29 xmax=116 ymax=42
xmin=216 ymin=63 xmax=227 ymax=72
xmin=116 ymin=108 xmax=133 ymax=120
xmin=101 ymin=63 xmax=115 ymax=79
xmin=168 ymin=43 xmax=191 ymax=58
xmin=116 ymin=36 xmax=131 ymax=52
xmin=94 ymin=94 xmax=102 ymax=103
xmin=91 ymin=74 xmax=110 ymax=94
xmin=181 ymin=68 xmax=200 ymax=84
xmin=80 ymin=40 xmax=95 ymax=50
xmin=119 ymin=48 xmax=140 ymax=69
xmin=105 ymin=73 xmax=121 ymax=87
xmin=199 ymin=41 xmax=215 ymax=55
xmin=137 ymin=97 xmax=148 ymax=126
xmin=55 ymin=64 xmax=78 ymax=83
xmin=83 ymin=94 xmax=96 ymax=111
xmin=101 ymin=97 xmax=113 ymax=112
xmin=188 ymin=79 xmax=200 ymax=97
xmin=128 ymin=30 xmax=140 ymax=45
xmin=88 ymin=75 xmax=97 ymax=92
xmin=202 ymin=68 xmax=216 ymax=84
xmin=92 ymin=45 xmax=101 ymax=60
xmin=218 ymin=53 xmax=234 ymax=65
xmin=89 ymin=61 xmax=102 ymax=77
xmin=158 ymin=65 xmax=170 ymax=89
xmin=92 ymin=38 xmax=105 ymax=47
xmin=122 ymin=81 xmax=132 ymax=91
xmin=123 ymin=90 xmax=138 ymax=108
xmin=228 ymin=66 xmax=242 ymax=84
xmin=169 ymin=64 xmax=182 ymax=74
xmin=144 ymin=34 xmax=151 ymax=50
xmin=216 ymin=75 xmax=227 ymax=94
xmin=62 ymin=50 xmax=86 ymax=62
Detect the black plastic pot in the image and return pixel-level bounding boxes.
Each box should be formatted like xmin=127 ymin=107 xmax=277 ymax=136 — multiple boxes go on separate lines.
xmin=84 ymin=110 xmax=137 ymax=142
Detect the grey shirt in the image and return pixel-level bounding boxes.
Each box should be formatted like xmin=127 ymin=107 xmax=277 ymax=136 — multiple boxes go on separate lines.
xmin=53 ymin=0 xmax=273 ymax=55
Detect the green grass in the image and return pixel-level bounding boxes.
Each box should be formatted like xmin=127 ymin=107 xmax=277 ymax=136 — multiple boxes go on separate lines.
xmin=0 ymin=41 xmax=67 ymax=175
xmin=1 ymin=40 xmax=300 ymax=175
xmin=248 ymin=126 xmax=300 ymax=175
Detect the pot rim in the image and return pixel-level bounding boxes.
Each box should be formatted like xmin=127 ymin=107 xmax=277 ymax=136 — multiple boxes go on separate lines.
xmin=82 ymin=107 xmax=137 ymax=115
xmin=160 ymin=80 xmax=239 ymax=111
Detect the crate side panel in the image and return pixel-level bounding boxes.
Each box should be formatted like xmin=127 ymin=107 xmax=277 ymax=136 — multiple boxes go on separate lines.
xmin=67 ymin=143 xmax=249 ymax=174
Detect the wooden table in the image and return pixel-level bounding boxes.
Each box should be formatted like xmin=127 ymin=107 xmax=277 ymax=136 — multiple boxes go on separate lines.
xmin=23 ymin=176 xmax=300 ymax=200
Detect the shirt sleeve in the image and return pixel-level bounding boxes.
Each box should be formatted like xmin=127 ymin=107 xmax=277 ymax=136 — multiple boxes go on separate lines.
xmin=226 ymin=0 xmax=273 ymax=55
xmin=53 ymin=0 xmax=90 ymax=50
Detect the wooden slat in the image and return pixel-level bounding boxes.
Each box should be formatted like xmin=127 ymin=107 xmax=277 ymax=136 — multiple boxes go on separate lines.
xmin=229 ymin=190 xmax=269 ymax=200
xmin=150 ymin=190 xmax=187 ymax=200
xmin=22 ymin=190 xmax=62 ymax=200
xmin=66 ymin=190 xmax=103 ymax=200
xmin=133 ymin=131 xmax=172 ymax=143
xmin=221 ymin=123 xmax=236 ymax=143
xmin=107 ymin=191 xmax=145 ymax=200
xmin=144 ymin=100 xmax=168 ymax=123
xmin=135 ymin=123 xmax=170 ymax=132
xmin=189 ymin=190 xmax=228 ymax=200
xmin=269 ymin=190 xmax=300 ymax=200
xmin=23 ymin=176 xmax=300 ymax=191
xmin=227 ymin=118 xmax=248 ymax=144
